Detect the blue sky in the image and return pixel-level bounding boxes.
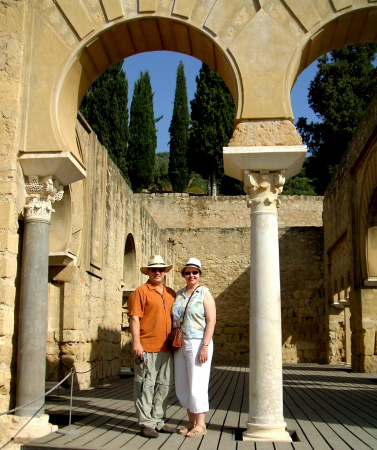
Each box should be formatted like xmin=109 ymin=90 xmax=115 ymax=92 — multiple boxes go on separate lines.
xmin=122 ymin=52 xmax=318 ymax=153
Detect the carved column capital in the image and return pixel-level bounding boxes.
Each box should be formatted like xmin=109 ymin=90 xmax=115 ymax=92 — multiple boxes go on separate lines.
xmin=24 ymin=176 xmax=64 ymax=222
xmin=244 ymin=169 xmax=285 ymax=213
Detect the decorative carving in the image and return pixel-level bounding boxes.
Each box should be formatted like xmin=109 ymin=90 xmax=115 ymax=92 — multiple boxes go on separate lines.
xmin=24 ymin=176 xmax=64 ymax=222
xmin=244 ymin=170 xmax=285 ymax=212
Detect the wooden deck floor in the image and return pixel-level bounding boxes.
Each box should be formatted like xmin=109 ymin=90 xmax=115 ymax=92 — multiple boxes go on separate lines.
xmin=23 ymin=364 xmax=377 ymax=450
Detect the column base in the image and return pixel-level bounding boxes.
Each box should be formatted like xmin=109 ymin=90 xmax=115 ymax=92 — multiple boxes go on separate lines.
xmin=9 ymin=414 xmax=58 ymax=444
xmin=243 ymin=422 xmax=292 ymax=442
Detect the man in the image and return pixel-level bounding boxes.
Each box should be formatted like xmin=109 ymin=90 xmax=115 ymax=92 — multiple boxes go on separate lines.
xmin=128 ymin=255 xmax=176 ymax=438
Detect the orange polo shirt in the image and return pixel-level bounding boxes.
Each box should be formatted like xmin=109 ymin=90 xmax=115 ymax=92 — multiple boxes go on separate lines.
xmin=128 ymin=281 xmax=175 ymax=352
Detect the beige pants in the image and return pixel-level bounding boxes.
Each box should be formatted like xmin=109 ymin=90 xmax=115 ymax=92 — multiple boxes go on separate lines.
xmin=134 ymin=351 xmax=173 ymax=429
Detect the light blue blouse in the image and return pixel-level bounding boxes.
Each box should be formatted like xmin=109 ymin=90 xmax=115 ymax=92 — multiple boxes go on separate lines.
xmin=172 ymin=285 xmax=210 ymax=339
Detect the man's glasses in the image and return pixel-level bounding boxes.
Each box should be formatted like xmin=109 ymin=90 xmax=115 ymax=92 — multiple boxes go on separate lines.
xmin=149 ymin=268 xmax=165 ymax=273
xmin=184 ymin=271 xmax=199 ymax=276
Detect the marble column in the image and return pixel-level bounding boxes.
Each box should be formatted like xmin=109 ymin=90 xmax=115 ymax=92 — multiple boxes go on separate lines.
xmin=243 ymin=169 xmax=290 ymax=442
xmin=11 ymin=176 xmax=63 ymax=441
xmin=223 ymin=144 xmax=306 ymax=442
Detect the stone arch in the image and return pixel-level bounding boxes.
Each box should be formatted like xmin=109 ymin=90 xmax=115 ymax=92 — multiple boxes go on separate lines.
xmin=340 ymin=275 xmax=345 ymax=301
xmin=19 ymin=1 xmax=377 ymax=187
xmin=122 ymin=233 xmax=137 ymax=293
xmin=54 ymin=16 xmax=239 ymax=165
xmin=291 ymin=6 xmax=377 ymax=90
xmin=358 ymin=141 xmax=377 ymax=285
xmin=333 ymin=279 xmax=339 ymax=304
xmin=366 ymin=187 xmax=377 ymax=282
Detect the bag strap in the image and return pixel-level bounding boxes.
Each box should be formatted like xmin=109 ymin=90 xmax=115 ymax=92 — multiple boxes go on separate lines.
xmin=179 ymin=286 xmax=199 ymax=328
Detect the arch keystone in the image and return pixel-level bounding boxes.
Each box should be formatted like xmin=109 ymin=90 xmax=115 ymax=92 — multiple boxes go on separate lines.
xmin=139 ymin=0 xmax=157 ymax=13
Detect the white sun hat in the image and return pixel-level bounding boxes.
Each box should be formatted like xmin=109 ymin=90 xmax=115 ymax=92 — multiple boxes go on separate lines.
xmin=140 ymin=255 xmax=173 ymax=275
xmin=179 ymin=257 xmax=204 ymax=275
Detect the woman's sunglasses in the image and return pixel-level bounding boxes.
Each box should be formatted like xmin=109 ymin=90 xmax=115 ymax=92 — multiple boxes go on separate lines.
xmin=184 ymin=270 xmax=199 ymax=276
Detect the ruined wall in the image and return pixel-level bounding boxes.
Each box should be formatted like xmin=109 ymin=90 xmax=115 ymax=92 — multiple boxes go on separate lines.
xmin=137 ymin=194 xmax=326 ymax=363
xmin=323 ymin=92 xmax=377 ymax=371
xmin=0 ymin=0 xmax=26 ymax=415
xmin=42 ymin=121 xmax=174 ymax=389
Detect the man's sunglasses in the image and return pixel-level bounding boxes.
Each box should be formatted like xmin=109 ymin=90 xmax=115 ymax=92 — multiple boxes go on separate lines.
xmin=184 ymin=270 xmax=199 ymax=276
xmin=149 ymin=268 xmax=166 ymax=273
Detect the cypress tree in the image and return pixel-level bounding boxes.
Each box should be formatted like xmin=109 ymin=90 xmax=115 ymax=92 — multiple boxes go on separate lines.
xmin=297 ymin=44 xmax=377 ymax=194
xmin=128 ymin=71 xmax=157 ymax=192
xmin=79 ymin=61 xmax=129 ymax=180
xmin=168 ymin=62 xmax=190 ymax=192
xmin=189 ymin=63 xmax=238 ymax=196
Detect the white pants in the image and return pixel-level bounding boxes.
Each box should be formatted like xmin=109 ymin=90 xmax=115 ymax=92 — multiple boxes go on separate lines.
xmin=174 ymin=338 xmax=213 ymax=414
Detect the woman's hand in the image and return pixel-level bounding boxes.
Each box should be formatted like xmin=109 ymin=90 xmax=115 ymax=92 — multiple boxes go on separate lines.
xmin=198 ymin=345 xmax=209 ymax=363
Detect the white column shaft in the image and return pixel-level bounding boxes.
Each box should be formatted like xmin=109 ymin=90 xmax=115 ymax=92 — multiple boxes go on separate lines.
xmin=243 ymin=170 xmax=291 ymax=442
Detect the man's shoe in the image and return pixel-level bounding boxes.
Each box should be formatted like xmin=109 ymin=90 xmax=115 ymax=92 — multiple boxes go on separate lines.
xmin=158 ymin=424 xmax=178 ymax=433
xmin=140 ymin=426 xmax=159 ymax=438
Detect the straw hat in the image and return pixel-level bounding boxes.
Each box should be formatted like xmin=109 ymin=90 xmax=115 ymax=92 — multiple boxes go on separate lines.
xmin=140 ymin=255 xmax=173 ymax=275
xmin=179 ymin=257 xmax=204 ymax=275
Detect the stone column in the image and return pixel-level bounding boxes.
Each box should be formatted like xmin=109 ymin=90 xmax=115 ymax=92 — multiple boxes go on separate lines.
xmin=243 ymin=169 xmax=290 ymax=442
xmin=223 ymin=142 xmax=307 ymax=442
xmin=11 ymin=176 xmax=63 ymax=441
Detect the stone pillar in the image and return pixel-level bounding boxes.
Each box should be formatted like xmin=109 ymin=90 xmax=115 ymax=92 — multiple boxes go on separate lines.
xmin=223 ymin=141 xmax=307 ymax=442
xmin=243 ymin=169 xmax=290 ymax=442
xmin=11 ymin=176 xmax=63 ymax=441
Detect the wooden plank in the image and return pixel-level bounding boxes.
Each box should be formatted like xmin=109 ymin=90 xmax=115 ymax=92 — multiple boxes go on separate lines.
xmin=284 ymin=367 xmax=377 ymax=448
xmin=254 ymin=442 xmax=274 ymax=450
xmin=32 ymin=380 xmax=135 ymax=446
xmin=218 ymin=364 xmax=247 ymax=449
xmin=274 ymin=442 xmax=294 ymax=449
xmin=283 ymin=387 xmax=334 ymax=449
xmin=24 ymin=365 xmax=377 ymax=450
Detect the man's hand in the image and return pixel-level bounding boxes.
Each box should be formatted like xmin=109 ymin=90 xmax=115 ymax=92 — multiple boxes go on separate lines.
xmin=133 ymin=342 xmax=144 ymax=358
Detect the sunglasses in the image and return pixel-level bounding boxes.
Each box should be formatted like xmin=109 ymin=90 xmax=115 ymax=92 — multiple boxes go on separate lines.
xmin=149 ymin=268 xmax=166 ymax=273
xmin=184 ymin=270 xmax=199 ymax=276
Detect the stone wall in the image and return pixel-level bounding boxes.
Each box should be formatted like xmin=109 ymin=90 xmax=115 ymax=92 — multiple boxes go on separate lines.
xmin=0 ymin=0 xmax=27 ymax=416
xmin=136 ymin=193 xmax=324 ymax=229
xmin=137 ymin=193 xmax=326 ymax=363
xmin=323 ymin=92 xmax=377 ymax=371
xmin=43 ymin=121 xmax=174 ymax=389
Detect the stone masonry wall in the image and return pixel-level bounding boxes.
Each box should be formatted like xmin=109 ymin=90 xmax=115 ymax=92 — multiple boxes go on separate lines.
xmin=0 ymin=0 xmax=27 ymax=419
xmin=323 ymin=92 xmax=377 ymax=371
xmin=136 ymin=193 xmax=323 ymax=229
xmin=44 ymin=128 xmax=174 ymax=390
xmin=137 ymin=194 xmax=326 ymax=363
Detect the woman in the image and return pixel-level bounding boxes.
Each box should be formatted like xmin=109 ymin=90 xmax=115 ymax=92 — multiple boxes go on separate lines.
xmin=172 ymin=257 xmax=216 ymax=438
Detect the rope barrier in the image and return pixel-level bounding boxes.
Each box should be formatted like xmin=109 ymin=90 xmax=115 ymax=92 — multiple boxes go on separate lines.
xmin=60 ymin=357 xmax=103 ymax=374
xmin=0 ymin=368 xmax=74 ymax=417
xmin=0 ymin=357 xmax=106 ymax=417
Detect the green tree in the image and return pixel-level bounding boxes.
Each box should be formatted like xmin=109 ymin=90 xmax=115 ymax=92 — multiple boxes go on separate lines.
xmin=297 ymin=44 xmax=377 ymax=194
xmin=168 ymin=62 xmax=190 ymax=192
xmin=189 ymin=63 xmax=239 ymax=196
xmin=283 ymin=161 xmax=316 ymax=196
xmin=128 ymin=71 xmax=157 ymax=192
xmin=152 ymin=152 xmax=171 ymax=191
xmin=79 ymin=61 xmax=129 ymax=180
